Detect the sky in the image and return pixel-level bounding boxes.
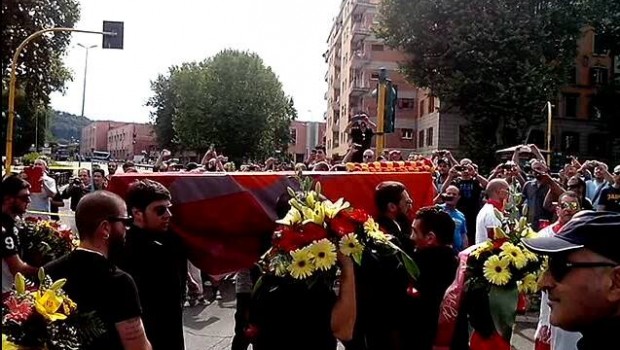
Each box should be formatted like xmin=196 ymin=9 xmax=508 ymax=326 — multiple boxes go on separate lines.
xmin=50 ymin=0 xmax=342 ymax=123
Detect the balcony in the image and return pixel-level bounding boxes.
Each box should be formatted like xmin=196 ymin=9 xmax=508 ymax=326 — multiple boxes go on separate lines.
xmin=349 ymin=79 xmax=371 ymax=96
xmin=351 ymin=50 xmax=370 ymax=67
xmin=352 ymin=0 xmax=374 ymax=16
xmin=352 ymin=22 xmax=371 ymax=42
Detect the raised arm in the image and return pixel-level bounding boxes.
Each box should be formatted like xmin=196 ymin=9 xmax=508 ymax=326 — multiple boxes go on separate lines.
xmin=331 ymin=253 xmax=356 ymax=342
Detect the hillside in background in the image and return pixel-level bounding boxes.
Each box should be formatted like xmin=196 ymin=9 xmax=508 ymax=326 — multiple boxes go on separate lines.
xmin=50 ymin=110 xmax=91 ymax=143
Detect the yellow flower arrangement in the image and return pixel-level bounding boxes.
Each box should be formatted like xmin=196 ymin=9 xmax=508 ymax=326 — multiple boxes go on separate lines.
xmin=518 ymin=273 xmax=539 ymax=294
xmin=339 ymin=233 xmax=364 ymax=258
xmin=35 ymin=289 xmax=68 ymax=321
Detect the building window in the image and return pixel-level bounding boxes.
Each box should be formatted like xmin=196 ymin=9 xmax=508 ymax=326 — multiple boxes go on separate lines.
xmin=290 ymin=128 xmax=297 ymax=144
xmin=588 ymin=134 xmax=606 ymax=157
xmin=593 ymin=33 xmax=607 ymax=55
xmin=371 ymin=44 xmax=384 ymax=51
xmin=401 ymin=128 xmax=413 ymax=140
xmin=398 ymin=98 xmax=415 ymax=109
xmin=426 ymin=127 xmax=434 ymax=146
xmin=428 ymin=96 xmax=435 ymax=114
xmin=561 ymin=132 xmax=580 ymax=154
xmin=419 ymin=100 xmax=425 ymax=117
xmin=589 ymin=67 xmax=609 ymax=85
xmin=418 ymin=130 xmax=425 ymax=148
xmin=370 ymin=72 xmax=379 ymax=80
xmin=563 ymin=93 xmax=579 ymax=118
xmin=568 ymin=66 xmax=577 ymax=85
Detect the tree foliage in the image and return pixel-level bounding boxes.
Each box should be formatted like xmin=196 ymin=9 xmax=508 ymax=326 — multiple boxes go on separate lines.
xmin=148 ymin=49 xmax=297 ymax=161
xmin=376 ymin=0 xmax=598 ymax=164
xmin=1 ymin=0 xmax=80 ymax=155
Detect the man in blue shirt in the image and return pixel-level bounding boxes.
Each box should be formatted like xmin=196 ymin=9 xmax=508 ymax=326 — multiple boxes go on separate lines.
xmin=439 ymin=185 xmax=468 ymax=251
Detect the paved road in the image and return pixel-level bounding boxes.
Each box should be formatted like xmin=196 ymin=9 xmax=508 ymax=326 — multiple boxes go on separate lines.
xmin=185 ymin=281 xmax=537 ymax=350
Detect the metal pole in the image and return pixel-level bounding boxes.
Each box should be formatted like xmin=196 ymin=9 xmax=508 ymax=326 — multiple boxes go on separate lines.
xmin=376 ymin=68 xmax=387 ymax=156
xmin=4 ymin=27 xmax=116 ymax=172
xmin=546 ymin=101 xmax=552 ymax=166
xmin=80 ymin=47 xmax=89 ymax=118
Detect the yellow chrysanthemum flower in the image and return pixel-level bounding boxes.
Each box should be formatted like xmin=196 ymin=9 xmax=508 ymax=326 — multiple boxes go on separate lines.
xmin=471 ymin=241 xmax=493 ymax=259
xmin=309 ymin=239 xmax=338 ymax=271
xmin=483 ymin=255 xmax=512 ymax=286
xmin=363 ymin=218 xmax=389 ymax=242
xmin=2 ymin=334 xmax=20 ymax=350
xmin=289 ymin=248 xmax=315 ymax=279
xmin=500 ymin=242 xmax=528 ymax=269
xmin=518 ymin=273 xmax=539 ymax=294
xmin=339 ymin=233 xmax=364 ymax=257
xmin=523 ymin=248 xmax=539 ymax=262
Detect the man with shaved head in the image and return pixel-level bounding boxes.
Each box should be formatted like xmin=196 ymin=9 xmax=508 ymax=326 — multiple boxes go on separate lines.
xmin=475 ymin=179 xmax=510 ymax=244
xmin=45 ymin=191 xmax=151 ymax=350
xmin=439 ymin=185 xmax=468 ymax=251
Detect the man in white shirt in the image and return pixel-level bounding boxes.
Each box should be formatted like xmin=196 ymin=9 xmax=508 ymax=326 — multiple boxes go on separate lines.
xmin=26 ymin=158 xmax=57 ymax=219
xmin=475 ymin=179 xmax=510 ymax=244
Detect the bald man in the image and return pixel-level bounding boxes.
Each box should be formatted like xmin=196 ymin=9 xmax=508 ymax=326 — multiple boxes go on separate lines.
xmin=475 ymin=179 xmax=510 ymax=244
xmin=45 ymin=191 xmax=151 ymax=350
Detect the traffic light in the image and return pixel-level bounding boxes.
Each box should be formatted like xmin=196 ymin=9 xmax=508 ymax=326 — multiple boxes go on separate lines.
xmin=102 ymin=21 xmax=124 ymax=49
xmin=384 ymin=82 xmax=397 ymax=133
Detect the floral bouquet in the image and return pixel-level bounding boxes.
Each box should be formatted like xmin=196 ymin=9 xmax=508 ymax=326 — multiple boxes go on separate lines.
xmin=345 ymin=158 xmax=434 ymax=173
xmin=2 ymin=269 xmax=104 ymax=350
xmin=19 ymin=218 xmax=79 ymax=267
xmin=258 ymin=175 xmax=419 ymax=286
xmin=465 ymin=192 xmax=545 ymax=348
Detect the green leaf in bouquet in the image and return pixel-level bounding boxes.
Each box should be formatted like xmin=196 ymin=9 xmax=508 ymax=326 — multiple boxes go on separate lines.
xmin=400 ymin=251 xmax=420 ymax=280
xmin=352 ymin=251 xmax=363 ymax=265
xmin=489 ymin=286 xmax=519 ymax=343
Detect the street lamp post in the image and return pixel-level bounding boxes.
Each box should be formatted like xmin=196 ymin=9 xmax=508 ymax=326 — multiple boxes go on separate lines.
xmin=77 ymin=43 xmax=97 ymax=118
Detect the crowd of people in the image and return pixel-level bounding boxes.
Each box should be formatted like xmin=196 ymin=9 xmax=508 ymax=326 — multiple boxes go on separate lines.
xmin=2 ymin=141 xmax=619 ymax=350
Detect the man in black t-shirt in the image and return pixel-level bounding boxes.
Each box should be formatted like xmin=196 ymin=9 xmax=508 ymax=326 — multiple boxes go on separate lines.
xmin=45 ymin=191 xmax=150 ymax=350
xmin=345 ymin=114 xmax=376 ymax=163
xmin=120 ymin=179 xmax=187 ymax=350
xmin=2 ymin=175 xmax=37 ymax=298
xmin=598 ymin=165 xmax=620 ymax=213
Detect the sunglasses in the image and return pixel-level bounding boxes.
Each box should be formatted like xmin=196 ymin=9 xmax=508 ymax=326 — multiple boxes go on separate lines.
xmin=559 ymin=202 xmax=580 ymax=211
xmin=614 ymin=171 xmax=620 ymax=176
xmin=548 ymin=256 xmax=618 ymax=281
xmin=107 ymin=215 xmax=134 ymax=226
xmin=153 ymin=205 xmax=172 ymax=216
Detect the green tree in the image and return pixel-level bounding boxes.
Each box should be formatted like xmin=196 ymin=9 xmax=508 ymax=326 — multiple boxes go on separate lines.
xmin=147 ymin=65 xmax=183 ymax=150
xmin=1 ymin=0 xmax=80 ymax=155
xmin=150 ymin=50 xmax=297 ymax=161
xmin=376 ymin=0 xmax=587 ymax=166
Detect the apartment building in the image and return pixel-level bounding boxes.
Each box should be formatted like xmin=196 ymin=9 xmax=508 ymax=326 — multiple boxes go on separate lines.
xmin=324 ymin=0 xmax=418 ymax=158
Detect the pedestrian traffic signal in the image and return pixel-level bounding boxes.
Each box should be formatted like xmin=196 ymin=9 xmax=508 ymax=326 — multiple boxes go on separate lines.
xmin=102 ymin=21 xmax=124 ymax=49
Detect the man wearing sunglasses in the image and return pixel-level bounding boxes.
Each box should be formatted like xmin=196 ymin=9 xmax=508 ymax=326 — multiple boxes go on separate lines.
xmin=535 ymin=191 xmax=583 ymax=350
xmin=120 ymin=179 xmax=187 ymax=350
xmin=2 ymin=175 xmax=38 ymax=300
xmin=45 ymin=191 xmax=151 ymax=350
xmin=523 ymin=211 xmax=620 ymax=350
xmin=597 ymin=165 xmax=620 ymax=213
